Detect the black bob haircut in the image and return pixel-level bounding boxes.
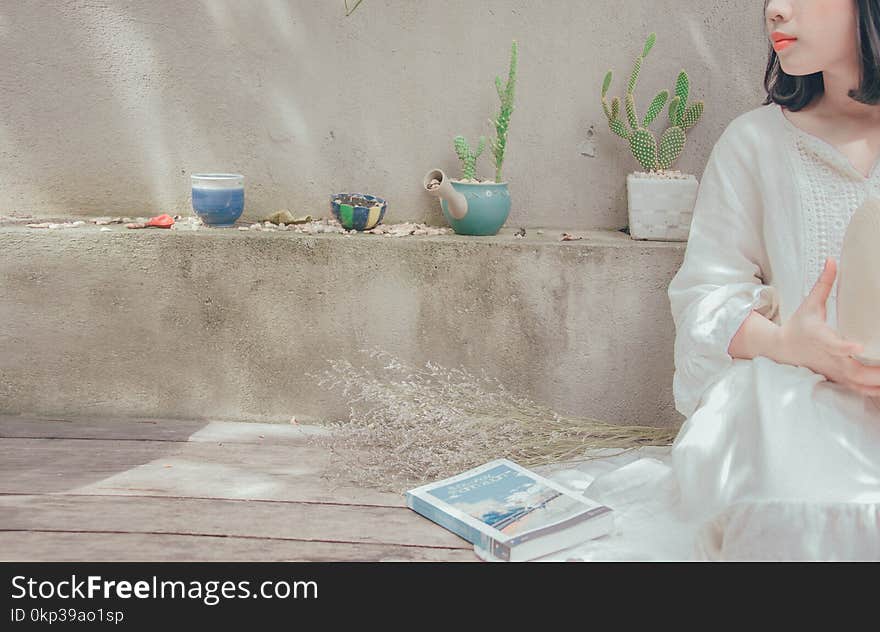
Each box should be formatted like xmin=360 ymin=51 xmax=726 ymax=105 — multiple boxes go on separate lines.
xmin=764 ymin=0 xmax=880 ymax=110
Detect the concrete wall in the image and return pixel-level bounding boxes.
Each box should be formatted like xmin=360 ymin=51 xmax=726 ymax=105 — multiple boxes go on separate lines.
xmin=0 ymin=0 xmax=769 ymax=229
xmin=0 ymin=224 xmax=685 ymax=427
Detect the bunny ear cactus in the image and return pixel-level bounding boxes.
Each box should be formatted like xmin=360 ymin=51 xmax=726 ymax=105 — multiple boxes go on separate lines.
xmin=454 ymin=135 xmax=486 ymax=181
xmin=669 ymin=71 xmax=704 ymax=131
xmin=601 ymin=33 xmax=704 ymax=173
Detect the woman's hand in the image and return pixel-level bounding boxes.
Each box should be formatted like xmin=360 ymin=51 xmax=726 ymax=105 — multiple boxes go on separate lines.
xmin=775 ymin=256 xmax=880 ymax=397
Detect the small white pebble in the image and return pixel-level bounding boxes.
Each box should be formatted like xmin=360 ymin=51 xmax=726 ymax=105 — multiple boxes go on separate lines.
xmin=99 ymin=227 xmax=112 ymax=232
xmin=238 ymin=226 xmax=249 ymax=231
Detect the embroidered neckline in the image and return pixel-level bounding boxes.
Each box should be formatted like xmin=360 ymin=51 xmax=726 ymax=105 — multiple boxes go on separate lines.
xmin=774 ymin=104 xmax=880 ymax=182
xmin=775 ymin=103 xmax=875 ymax=316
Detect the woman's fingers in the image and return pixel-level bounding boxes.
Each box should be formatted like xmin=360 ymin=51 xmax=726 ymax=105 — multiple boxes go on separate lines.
xmin=844 ymin=361 xmax=880 ymax=387
xmin=806 ymin=257 xmax=837 ymax=310
xmin=816 ymin=327 xmax=863 ymax=357
xmin=834 ymin=368 xmax=880 ymax=396
xmin=844 ymin=383 xmax=880 ymax=397
xmin=827 ymin=340 xmax=865 ymax=357
xmin=844 ymin=381 xmax=880 ymax=397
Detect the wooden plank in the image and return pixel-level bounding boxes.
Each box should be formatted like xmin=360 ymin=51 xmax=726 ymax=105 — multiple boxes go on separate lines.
xmin=0 ymin=414 xmax=329 ymax=445
xmin=0 ymin=494 xmax=470 ymax=550
xmin=0 ymin=532 xmax=477 ymax=562
xmin=0 ymin=416 xmax=479 ymax=561
xmin=0 ymin=438 xmax=183 ymax=493
xmin=0 ymin=438 xmax=404 ymax=507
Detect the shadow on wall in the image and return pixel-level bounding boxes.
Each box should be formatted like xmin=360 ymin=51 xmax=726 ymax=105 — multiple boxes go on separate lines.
xmin=0 ymin=1 xmax=767 ymax=228
xmin=0 ymin=2 xmax=311 ymax=218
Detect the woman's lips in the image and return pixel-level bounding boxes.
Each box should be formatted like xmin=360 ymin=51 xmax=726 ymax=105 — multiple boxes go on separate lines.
xmin=773 ymin=38 xmax=797 ymax=52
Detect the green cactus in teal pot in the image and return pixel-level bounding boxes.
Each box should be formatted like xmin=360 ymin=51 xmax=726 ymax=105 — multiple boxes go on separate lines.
xmin=601 ymin=33 xmax=704 ymax=172
xmin=454 ymin=135 xmax=486 ymax=181
xmin=490 ymin=40 xmax=517 ymax=183
xmin=449 ymin=40 xmax=517 ymax=183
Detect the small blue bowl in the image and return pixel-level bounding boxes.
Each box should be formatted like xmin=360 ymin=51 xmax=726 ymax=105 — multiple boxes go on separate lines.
xmin=330 ymin=193 xmax=387 ymax=231
xmin=192 ymin=173 xmax=245 ymax=227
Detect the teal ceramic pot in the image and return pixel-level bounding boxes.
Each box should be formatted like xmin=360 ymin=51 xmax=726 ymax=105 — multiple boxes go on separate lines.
xmin=440 ymin=181 xmax=511 ymax=236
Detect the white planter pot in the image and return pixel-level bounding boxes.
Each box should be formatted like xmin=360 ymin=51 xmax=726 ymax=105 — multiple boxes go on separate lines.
xmin=626 ymin=173 xmax=699 ymax=241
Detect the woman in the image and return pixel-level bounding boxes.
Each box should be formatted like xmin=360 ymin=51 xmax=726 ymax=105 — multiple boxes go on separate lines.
xmin=560 ymin=0 xmax=880 ymax=561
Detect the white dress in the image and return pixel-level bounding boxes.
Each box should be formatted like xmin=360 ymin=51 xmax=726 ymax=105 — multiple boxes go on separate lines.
xmin=538 ymin=103 xmax=880 ymax=561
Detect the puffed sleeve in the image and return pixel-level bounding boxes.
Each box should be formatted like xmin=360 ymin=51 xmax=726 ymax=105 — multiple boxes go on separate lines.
xmin=668 ymin=121 xmax=780 ymax=418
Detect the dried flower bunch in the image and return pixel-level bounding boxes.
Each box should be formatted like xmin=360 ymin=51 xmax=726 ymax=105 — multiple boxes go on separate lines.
xmin=309 ymin=348 xmax=678 ymax=493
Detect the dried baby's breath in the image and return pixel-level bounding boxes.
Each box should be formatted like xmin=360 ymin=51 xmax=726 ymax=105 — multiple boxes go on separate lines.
xmin=307 ymin=348 xmax=679 ymax=494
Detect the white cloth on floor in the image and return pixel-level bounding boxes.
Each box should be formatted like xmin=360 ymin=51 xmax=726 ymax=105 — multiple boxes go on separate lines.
xmin=535 ymin=104 xmax=880 ymax=561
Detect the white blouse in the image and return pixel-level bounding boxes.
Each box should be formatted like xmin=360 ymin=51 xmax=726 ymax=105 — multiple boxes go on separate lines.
xmin=539 ymin=103 xmax=880 ymax=560
xmin=668 ymin=103 xmax=880 ymax=418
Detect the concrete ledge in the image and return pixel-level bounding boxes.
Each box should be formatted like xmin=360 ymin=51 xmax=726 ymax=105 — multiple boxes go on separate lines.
xmin=0 ymin=222 xmax=686 ymax=427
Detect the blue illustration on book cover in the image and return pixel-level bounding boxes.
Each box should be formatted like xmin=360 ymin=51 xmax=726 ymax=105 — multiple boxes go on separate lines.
xmin=406 ymin=459 xmax=613 ymax=561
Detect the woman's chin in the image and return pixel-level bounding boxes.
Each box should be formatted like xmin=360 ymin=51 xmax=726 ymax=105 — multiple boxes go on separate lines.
xmin=778 ymin=58 xmax=821 ymax=77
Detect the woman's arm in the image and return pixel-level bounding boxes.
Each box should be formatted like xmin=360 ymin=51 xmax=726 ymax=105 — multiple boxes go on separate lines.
xmin=730 ymin=256 xmax=880 ymax=397
xmin=668 ymin=116 xmax=779 ymax=418
xmin=673 ymin=112 xmax=880 ymax=408
xmin=727 ymin=309 xmax=783 ymax=361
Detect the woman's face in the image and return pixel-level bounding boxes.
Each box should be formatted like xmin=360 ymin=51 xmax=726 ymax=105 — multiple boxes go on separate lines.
xmin=765 ymin=0 xmax=859 ymax=76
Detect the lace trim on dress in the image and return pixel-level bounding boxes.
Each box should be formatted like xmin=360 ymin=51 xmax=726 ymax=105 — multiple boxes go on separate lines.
xmin=777 ymin=107 xmax=869 ymax=301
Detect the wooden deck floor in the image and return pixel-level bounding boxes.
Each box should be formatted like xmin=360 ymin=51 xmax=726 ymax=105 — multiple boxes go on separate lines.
xmin=0 ymin=414 xmax=476 ymax=561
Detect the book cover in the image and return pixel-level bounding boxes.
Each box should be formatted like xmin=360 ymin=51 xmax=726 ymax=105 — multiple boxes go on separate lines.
xmin=405 ymin=458 xmax=614 ymax=561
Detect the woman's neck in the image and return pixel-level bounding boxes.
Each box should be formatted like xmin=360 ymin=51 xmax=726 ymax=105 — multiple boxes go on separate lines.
xmin=814 ymin=62 xmax=880 ymax=121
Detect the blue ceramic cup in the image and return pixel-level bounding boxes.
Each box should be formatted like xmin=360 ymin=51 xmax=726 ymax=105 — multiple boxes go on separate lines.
xmin=191 ymin=173 xmax=245 ymax=227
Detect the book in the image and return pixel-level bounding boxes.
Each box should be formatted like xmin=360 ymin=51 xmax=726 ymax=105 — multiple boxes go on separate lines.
xmin=405 ymin=458 xmax=614 ymax=562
